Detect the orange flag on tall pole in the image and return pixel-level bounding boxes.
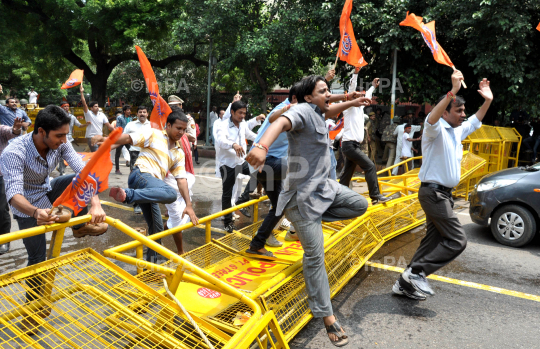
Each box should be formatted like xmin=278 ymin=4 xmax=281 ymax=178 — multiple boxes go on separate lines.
xmin=135 ymin=46 xmax=172 ymax=130
xmin=336 ymin=0 xmax=368 ymax=68
xmin=400 ymin=12 xmax=454 ymax=67
xmin=53 ymin=128 xmax=122 ymax=214
xmin=61 ymin=69 xmax=84 ymax=89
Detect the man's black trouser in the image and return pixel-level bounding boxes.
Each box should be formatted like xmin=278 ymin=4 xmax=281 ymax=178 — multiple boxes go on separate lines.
xmin=115 ymin=144 xmax=130 ymax=171
xmin=339 ymin=140 xmax=381 ymax=197
xmin=0 ymin=176 xmax=10 ymax=236
xmin=129 ymin=150 xmax=139 ymax=172
xmin=220 ymin=162 xmax=251 ymax=226
xmin=14 ymin=174 xmax=87 ymax=301
xmin=409 ymin=186 xmax=467 ymax=276
xmin=249 ymin=156 xmax=287 ymax=251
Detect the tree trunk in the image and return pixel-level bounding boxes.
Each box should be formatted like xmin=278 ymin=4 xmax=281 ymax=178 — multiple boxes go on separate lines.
xmin=85 ymin=66 xmax=111 ymax=107
xmin=252 ymin=65 xmax=268 ymax=114
xmin=260 ymin=92 xmax=267 ymax=114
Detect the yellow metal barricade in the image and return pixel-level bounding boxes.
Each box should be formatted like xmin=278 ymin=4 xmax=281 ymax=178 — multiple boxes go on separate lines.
xmin=0 ymin=218 xmax=289 ymax=349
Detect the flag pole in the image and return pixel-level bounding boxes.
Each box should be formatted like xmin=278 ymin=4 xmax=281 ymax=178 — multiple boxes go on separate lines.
xmin=334 ymin=55 xmax=339 ymax=70
xmin=452 ymin=66 xmax=467 ymax=89
xmin=390 ymin=48 xmax=397 ymax=121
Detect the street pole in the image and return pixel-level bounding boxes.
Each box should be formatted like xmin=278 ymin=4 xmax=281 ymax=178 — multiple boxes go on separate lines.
xmin=390 ymin=48 xmax=397 ymax=122
xmin=205 ymin=38 xmax=213 ymax=146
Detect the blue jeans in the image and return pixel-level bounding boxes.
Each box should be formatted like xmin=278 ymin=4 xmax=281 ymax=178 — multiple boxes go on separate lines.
xmin=329 ymin=147 xmax=337 ymax=180
xmin=125 ymin=167 xmax=177 ymax=263
xmin=249 ymin=156 xmax=287 ymax=251
xmin=284 ymin=186 xmax=368 ymax=318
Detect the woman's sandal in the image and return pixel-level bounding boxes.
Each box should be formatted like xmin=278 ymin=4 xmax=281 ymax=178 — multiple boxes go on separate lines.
xmin=325 ymin=318 xmax=349 ymax=347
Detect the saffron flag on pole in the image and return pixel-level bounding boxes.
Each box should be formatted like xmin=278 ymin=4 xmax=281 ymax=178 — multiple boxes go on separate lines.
xmin=135 ymin=46 xmax=172 ymax=130
xmin=399 ymin=12 xmax=454 ymax=68
xmin=53 ymin=128 xmax=123 ymax=214
xmin=337 ymin=0 xmax=368 ymax=68
xmin=61 ymin=69 xmax=84 ymax=89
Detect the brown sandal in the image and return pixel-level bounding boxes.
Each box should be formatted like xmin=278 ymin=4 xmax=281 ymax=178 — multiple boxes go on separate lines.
xmin=325 ymin=318 xmax=349 ymax=347
xmin=51 ymin=205 xmax=72 ymax=223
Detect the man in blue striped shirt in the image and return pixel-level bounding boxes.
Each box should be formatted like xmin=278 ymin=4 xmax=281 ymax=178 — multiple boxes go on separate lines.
xmin=1 ymin=105 xmax=107 ymax=270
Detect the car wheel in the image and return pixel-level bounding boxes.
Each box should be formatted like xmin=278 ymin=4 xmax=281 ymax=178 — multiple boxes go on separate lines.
xmin=490 ymin=205 xmax=536 ymax=247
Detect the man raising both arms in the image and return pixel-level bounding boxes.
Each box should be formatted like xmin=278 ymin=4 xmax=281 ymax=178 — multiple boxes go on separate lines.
xmin=393 ymin=71 xmax=493 ymax=300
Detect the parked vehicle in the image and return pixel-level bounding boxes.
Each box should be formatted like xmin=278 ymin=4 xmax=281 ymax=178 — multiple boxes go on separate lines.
xmin=469 ymin=164 xmax=540 ymax=247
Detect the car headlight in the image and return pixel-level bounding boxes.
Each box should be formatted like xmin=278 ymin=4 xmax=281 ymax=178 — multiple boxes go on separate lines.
xmin=476 ymin=179 xmax=517 ymax=192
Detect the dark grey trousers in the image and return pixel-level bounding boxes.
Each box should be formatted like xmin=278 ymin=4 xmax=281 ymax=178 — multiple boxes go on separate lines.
xmin=409 ymin=186 xmax=467 ymax=276
xmin=339 ymin=140 xmax=381 ymax=198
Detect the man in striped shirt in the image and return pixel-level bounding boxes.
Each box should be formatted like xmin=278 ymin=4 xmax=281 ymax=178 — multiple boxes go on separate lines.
xmin=0 ymin=117 xmax=23 ymax=255
xmin=95 ymin=109 xmax=199 ymax=262
xmin=1 ymin=106 xmax=107 ymax=268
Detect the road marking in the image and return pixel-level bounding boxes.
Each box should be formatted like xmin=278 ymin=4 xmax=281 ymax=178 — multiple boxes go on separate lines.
xmin=366 ymin=261 xmax=540 ymax=303
xmin=457 ymin=212 xmax=470 ymax=216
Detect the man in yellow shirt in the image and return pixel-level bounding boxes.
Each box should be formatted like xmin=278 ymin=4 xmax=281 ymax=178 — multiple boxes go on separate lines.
xmin=92 ymin=109 xmax=198 ymax=262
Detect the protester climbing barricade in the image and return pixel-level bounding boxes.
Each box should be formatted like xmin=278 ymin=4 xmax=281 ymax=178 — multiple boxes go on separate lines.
xmin=0 ymin=137 xmax=498 ymax=348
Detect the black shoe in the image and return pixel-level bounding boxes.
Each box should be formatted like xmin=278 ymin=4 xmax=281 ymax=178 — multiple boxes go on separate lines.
xmin=0 ymin=242 xmax=9 ymax=255
xmin=239 ymin=207 xmax=251 ymax=218
xmin=371 ymin=195 xmax=391 ymax=204
xmin=402 ymin=267 xmax=435 ymax=296
xmin=133 ymin=205 xmax=142 ymax=214
xmin=224 ymin=224 xmax=234 ymax=234
xmin=196 ymin=161 xmax=200 ymax=165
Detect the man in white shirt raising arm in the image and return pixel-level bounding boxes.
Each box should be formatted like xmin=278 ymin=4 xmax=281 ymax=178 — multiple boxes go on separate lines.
xmin=338 ymin=68 xmax=390 ymax=204
xmin=393 ymin=70 xmax=493 ymax=300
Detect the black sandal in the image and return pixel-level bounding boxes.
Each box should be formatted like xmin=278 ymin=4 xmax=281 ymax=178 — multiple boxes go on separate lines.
xmin=325 ymin=319 xmax=349 ymax=347
xmin=244 ymin=249 xmax=278 ymax=260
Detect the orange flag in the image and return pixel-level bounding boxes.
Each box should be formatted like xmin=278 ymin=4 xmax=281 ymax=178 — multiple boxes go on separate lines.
xmin=329 ymin=118 xmax=344 ymax=140
xmin=135 ymin=46 xmax=172 ymax=130
xmin=61 ymin=69 xmax=84 ymax=89
xmin=400 ymin=12 xmax=454 ymax=68
xmin=537 ymin=22 xmax=540 ymax=31
xmin=53 ymin=128 xmax=122 ymax=214
xmin=337 ymin=0 xmax=368 ymax=67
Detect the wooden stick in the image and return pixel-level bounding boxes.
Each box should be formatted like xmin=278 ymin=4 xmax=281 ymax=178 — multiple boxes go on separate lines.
xmin=452 ymin=66 xmax=467 ymax=89
xmin=334 ymin=55 xmax=340 ymax=70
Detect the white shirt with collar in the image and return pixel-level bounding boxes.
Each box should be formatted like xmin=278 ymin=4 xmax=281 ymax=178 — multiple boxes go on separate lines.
xmin=123 ymin=118 xmax=151 ymax=152
xmin=418 ymin=114 xmax=482 ymax=188
xmin=215 ymin=117 xmax=257 ymax=169
xmin=84 ymin=110 xmax=109 ymax=138
xmin=342 ymin=74 xmax=374 ymax=143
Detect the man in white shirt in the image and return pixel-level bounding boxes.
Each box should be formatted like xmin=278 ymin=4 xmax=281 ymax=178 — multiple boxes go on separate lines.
xmin=57 ymin=101 xmax=90 ymax=175
xmin=28 ymin=88 xmax=38 ymax=106
xmin=393 ymin=71 xmax=493 ymax=300
xmin=215 ymin=100 xmax=258 ymax=233
xmin=208 ymin=106 xmax=218 ymax=145
xmin=123 ymin=106 xmax=152 ymax=215
xmin=400 ymin=124 xmax=418 ymax=159
xmin=79 ymin=83 xmax=113 ymax=152
xmin=391 ymin=120 xmax=422 ymax=175
xmin=338 ymin=69 xmax=390 ymax=204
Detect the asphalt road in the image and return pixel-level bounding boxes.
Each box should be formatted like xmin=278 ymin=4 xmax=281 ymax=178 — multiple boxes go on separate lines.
xmin=2 ymin=149 xmax=540 ymax=349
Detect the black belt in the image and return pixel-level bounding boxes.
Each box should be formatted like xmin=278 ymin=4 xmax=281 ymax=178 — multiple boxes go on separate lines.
xmin=420 ymin=182 xmax=453 ymax=193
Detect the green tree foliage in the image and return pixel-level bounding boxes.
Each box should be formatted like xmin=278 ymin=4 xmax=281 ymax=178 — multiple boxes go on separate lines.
xmin=0 ymin=0 xmax=207 ymax=105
